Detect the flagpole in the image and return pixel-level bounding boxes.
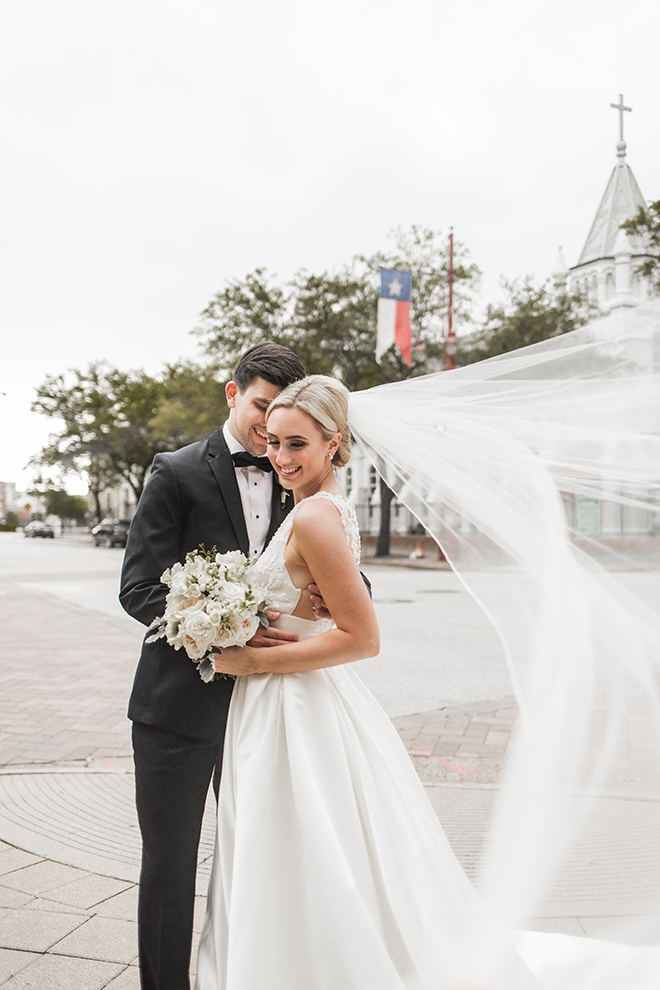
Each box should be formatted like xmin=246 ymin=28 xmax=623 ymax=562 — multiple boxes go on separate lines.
xmin=438 ymin=229 xmax=457 ymax=561
xmin=444 ymin=228 xmax=457 ymax=371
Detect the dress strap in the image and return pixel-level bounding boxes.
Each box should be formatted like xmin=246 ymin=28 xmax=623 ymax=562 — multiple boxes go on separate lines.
xmin=294 ymin=491 xmax=361 ymax=564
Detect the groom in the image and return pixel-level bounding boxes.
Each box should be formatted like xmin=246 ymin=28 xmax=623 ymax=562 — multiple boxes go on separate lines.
xmin=120 ymin=343 xmax=310 ymax=990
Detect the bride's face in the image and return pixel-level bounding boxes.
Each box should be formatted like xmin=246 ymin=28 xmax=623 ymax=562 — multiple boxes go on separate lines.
xmin=266 ymin=407 xmax=339 ymax=496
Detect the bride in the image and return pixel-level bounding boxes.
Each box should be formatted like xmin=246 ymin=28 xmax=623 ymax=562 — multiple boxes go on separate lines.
xmin=194 ymin=375 xmax=536 ymax=989
xmin=196 ymin=304 xmax=660 ymax=990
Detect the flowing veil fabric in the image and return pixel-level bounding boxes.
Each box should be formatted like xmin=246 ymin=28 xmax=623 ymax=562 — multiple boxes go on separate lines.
xmin=348 ymin=300 xmax=660 ymax=967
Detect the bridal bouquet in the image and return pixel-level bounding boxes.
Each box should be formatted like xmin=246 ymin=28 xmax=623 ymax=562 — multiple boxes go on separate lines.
xmin=146 ymin=547 xmax=269 ymax=682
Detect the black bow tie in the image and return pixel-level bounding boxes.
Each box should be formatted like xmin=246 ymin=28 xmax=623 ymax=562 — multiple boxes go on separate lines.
xmin=231 ymin=451 xmax=274 ymax=472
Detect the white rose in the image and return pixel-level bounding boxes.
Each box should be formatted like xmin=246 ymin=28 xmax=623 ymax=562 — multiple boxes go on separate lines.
xmin=168 ymin=590 xmax=205 ymax=613
xmin=205 ymin=601 xmax=229 ymax=627
xmin=179 ymin=610 xmax=216 ymax=660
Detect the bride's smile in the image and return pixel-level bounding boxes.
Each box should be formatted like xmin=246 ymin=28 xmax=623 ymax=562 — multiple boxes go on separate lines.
xmin=266 ymin=406 xmax=340 ymax=502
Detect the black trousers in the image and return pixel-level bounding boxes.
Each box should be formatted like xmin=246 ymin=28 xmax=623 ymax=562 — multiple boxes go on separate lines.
xmin=132 ymin=722 xmax=225 ymax=990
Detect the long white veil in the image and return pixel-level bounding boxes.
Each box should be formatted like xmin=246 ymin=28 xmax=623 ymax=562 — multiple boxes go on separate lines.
xmin=348 ymin=300 xmax=660 ymax=958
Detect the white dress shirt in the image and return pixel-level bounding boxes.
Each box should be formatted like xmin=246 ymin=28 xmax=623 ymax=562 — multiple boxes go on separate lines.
xmin=223 ymin=423 xmax=273 ymax=557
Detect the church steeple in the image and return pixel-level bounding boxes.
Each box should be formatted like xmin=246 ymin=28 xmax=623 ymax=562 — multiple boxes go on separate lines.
xmin=569 ymin=95 xmax=654 ymax=311
xmin=576 ymin=95 xmax=647 ymax=267
xmin=552 ymin=247 xmax=568 ymax=288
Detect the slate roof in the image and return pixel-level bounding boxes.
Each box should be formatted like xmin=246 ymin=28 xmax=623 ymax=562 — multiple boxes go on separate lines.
xmin=575 ymin=155 xmax=648 ymax=267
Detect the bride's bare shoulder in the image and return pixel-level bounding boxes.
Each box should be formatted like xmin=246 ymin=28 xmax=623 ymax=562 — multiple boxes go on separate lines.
xmin=292 ymin=496 xmax=345 ymax=538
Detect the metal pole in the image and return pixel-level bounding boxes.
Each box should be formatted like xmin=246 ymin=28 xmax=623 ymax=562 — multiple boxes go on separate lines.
xmin=438 ymin=229 xmax=457 ymax=560
xmin=444 ymin=228 xmax=457 ymax=371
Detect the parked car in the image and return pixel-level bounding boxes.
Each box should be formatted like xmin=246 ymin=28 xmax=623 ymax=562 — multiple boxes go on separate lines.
xmin=91 ymin=518 xmax=131 ymax=548
xmin=24 ymin=521 xmax=55 ymax=539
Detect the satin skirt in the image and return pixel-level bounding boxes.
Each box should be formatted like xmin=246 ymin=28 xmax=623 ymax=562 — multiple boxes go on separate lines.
xmin=194 ymin=616 xmax=660 ymax=989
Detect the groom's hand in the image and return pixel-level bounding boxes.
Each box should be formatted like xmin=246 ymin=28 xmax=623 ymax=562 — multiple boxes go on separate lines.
xmin=307 ymin=584 xmax=332 ymax=620
xmin=247 ymin=610 xmax=299 ymax=648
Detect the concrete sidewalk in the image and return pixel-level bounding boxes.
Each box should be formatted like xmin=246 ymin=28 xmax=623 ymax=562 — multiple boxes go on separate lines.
xmin=0 ymin=549 xmax=658 ymax=987
xmin=0 ymin=567 xmax=509 ymax=990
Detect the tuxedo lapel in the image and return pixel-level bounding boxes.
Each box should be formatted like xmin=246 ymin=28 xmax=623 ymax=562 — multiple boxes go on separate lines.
xmin=207 ymin=427 xmax=250 ymax=556
xmin=264 ymin=476 xmax=291 ymax=548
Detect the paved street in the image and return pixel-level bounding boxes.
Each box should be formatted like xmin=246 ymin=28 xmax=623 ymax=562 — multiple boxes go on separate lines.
xmin=0 ymin=532 xmax=658 ymax=988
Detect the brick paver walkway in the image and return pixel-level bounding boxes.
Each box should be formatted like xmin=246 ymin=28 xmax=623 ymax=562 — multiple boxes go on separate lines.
xmin=0 ymin=575 xmax=140 ymax=770
xmin=0 ymin=558 xmax=523 ymax=987
xmin=1 ymin=539 xmax=659 ymax=986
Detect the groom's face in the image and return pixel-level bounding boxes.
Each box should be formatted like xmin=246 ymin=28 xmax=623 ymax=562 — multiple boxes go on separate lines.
xmin=226 ymin=377 xmax=282 ymax=455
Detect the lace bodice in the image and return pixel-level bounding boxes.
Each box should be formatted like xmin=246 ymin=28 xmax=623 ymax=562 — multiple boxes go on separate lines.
xmin=252 ymin=491 xmax=361 ymax=618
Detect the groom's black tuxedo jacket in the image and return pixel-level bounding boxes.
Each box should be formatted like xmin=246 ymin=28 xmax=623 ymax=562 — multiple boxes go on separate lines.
xmin=120 ymin=425 xmax=291 ymax=740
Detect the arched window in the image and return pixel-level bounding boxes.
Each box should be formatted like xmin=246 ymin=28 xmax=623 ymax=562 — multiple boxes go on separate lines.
xmin=345 ymin=466 xmax=353 ymax=496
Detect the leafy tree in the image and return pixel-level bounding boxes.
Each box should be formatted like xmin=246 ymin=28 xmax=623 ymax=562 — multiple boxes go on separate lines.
xmin=28 ymin=484 xmax=88 ymax=525
xmin=195 ymin=226 xmax=480 ymax=556
xmin=195 ymin=225 xmax=480 ymax=390
xmin=195 ymin=268 xmax=291 ymax=367
xmin=31 ymin=361 xmax=228 ymax=517
xmin=459 ymin=277 xmax=591 ymax=365
xmin=621 ymin=201 xmax=660 ymax=290
xmin=149 ymin=362 xmax=229 ymax=450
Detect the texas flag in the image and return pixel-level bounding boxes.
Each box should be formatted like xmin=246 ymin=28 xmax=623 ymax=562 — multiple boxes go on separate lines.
xmin=376 ymin=268 xmax=412 ymax=365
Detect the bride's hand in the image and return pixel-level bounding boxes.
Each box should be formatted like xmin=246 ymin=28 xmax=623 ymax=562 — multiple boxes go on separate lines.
xmin=212 ymin=646 xmax=259 ymax=676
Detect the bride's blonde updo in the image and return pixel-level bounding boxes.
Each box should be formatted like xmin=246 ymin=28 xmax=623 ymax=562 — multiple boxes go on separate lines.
xmin=266 ymin=375 xmax=351 ymax=468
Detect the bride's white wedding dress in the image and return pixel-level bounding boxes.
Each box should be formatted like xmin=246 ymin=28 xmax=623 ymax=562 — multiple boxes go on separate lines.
xmin=195 ymin=492 xmax=659 ymax=990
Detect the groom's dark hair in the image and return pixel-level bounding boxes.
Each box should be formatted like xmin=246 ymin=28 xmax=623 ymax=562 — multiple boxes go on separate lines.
xmin=233 ymin=342 xmax=306 ymax=392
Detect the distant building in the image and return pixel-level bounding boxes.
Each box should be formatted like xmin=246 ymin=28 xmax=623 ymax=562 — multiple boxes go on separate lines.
xmin=342 ymin=99 xmax=659 ymax=545
xmin=0 ymin=482 xmax=45 ymax=524
xmin=338 ymin=457 xmax=425 ymax=539
xmin=555 ymin=97 xmax=659 ymax=541
xmin=558 ymin=96 xmax=656 ymax=312
xmin=96 ymin=480 xmax=137 ymax=521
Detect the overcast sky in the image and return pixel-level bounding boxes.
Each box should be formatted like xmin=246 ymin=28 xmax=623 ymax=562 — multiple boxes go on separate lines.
xmin=2 ymin=0 xmax=658 ymax=493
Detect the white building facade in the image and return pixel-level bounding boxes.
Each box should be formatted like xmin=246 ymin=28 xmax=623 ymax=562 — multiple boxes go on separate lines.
xmin=558 ymin=107 xmax=659 ymax=540
xmin=342 ymin=105 xmax=658 ymax=543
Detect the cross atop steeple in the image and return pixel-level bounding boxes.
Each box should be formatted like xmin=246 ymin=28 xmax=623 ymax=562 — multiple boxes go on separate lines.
xmin=610 ymin=94 xmax=632 ymax=159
